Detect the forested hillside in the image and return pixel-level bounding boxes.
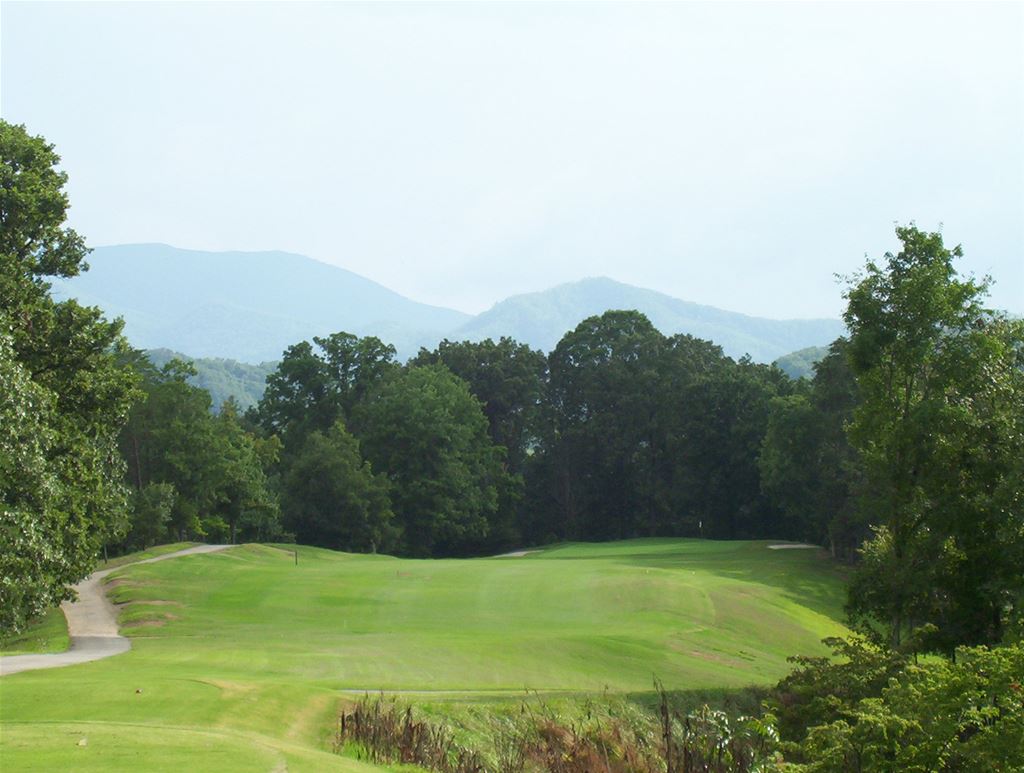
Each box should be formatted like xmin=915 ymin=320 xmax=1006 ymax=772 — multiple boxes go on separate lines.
xmin=773 ymin=345 xmax=828 ymax=379
xmin=146 ymin=348 xmax=274 ymax=411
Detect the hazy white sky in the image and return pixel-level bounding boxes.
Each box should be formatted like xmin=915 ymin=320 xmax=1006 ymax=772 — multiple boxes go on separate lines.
xmin=2 ymin=2 xmax=1021 ymax=318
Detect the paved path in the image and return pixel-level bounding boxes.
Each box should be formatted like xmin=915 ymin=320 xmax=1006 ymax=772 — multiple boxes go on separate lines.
xmin=0 ymin=544 xmax=230 ymax=677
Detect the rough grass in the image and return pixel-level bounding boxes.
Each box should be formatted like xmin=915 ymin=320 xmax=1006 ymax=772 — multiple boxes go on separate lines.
xmin=0 ymin=538 xmax=849 ymax=771
xmin=0 ymin=608 xmax=70 ymax=655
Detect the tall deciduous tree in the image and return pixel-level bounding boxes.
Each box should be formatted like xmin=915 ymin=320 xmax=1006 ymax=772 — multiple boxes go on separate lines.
xmin=209 ymin=400 xmax=280 ymax=545
xmin=663 ymin=353 xmax=789 ymax=539
xmin=413 ymin=337 xmax=547 ymax=474
xmin=282 ymin=421 xmax=395 ymax=553
xmin=542 ymin=310 xmax=666 ymax=540
xmin=1 ymin=121 xmax=139 ymax=632
xmin=843 ymin=225 xmax=1024 ymax=650
xmin=256 ymin=332 xmax=397 ymax=446
xmin=118 ymin=355 xmax=281 ymax=548
xmin=356 ymin=365 xmax=507 ymax=556
xmin=413 ymin=337 xmax=546 ymax=550
xmin=760 ymin=339 xmax=862 ymax=553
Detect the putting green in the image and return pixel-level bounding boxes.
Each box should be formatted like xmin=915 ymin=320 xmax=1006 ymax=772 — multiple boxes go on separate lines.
xmin=0 ymin=539 xmax=849 ymax=771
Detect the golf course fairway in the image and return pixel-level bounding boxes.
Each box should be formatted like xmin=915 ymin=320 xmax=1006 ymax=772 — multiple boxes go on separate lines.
xmin=0 ymin=539 xmax=849 ymax=771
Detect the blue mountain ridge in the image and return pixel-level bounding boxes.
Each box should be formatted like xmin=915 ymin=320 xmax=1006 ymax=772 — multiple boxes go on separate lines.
xmin=51 ymin=244 xmax=845 ymax=364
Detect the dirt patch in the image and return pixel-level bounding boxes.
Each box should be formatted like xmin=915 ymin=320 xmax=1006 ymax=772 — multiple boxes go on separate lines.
xmin=686 ymin=649 xmax=748 ymax=667
xmin=121 ymin=618 xmax=173 ymax=629
xmin=121 ymin=607 xmax=180 ymax=628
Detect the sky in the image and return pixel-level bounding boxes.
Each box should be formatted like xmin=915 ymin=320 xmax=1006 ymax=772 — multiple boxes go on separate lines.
xmin=2 ymin=2 xmax=1021 ymax=319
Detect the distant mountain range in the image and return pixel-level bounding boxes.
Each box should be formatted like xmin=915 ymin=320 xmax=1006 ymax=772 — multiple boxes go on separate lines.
xmin=51 ymin=244 xmax=469 ymax=362
xmin=52 ymin=244 xmax=845 ymax=364
xmin=452 ymin=278 xmax=845 ymax=363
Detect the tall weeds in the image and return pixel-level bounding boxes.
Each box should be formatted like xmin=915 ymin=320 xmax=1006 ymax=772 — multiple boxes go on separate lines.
xmin=335 ymin=687 xmax=780 ymax=773
xmin=336 ymin=695 xmax=486 ymax=772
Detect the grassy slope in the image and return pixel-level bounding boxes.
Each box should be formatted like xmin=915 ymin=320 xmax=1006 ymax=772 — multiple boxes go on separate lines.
xmin=0 ymin=539 xmax=848 ymax=771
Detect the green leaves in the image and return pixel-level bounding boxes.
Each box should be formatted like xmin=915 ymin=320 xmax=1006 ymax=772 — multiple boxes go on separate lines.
xmin=356 ymin=364 xmax=507 ymax=556
xmin=843 ymin=225 xmax=1024 ymax=650
xmin=413 ymin=336 xmax=546 ymax=475
xmin=0 ymin=121 xmax=86 ymax=280
xmin=256 ymin=333 xmax=398 ymax=444
xmin=1 ymin=122 xmax=139 ymax=633
xmin=776 ymin=639 xmax=1024 ymax=772
xmin=118 ymin=357 xmax=281 ymax=547
xmin=282 ymin=421 xmax=395 ymax=553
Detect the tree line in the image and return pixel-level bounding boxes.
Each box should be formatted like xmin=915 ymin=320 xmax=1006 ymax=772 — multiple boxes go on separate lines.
xmin=124 ymin=321 xmax=839 ymax=555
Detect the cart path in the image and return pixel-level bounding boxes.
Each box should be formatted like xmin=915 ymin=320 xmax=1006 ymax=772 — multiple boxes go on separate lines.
xmin=0 ymin=544 xmax=231 ymax=677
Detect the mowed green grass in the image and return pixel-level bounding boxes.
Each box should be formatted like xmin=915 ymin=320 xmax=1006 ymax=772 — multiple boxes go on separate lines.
xmin=1 ymin=539 xmax=848 ymax=771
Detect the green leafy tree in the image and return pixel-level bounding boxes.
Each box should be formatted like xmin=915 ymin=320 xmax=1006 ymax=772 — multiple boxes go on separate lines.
xmin=124 ymin=482 xmax=176 ymax=551
xmin=644 ymin=333 xmax=733 ymax=537
xmin=413 ymin=337 xmax=546 ymax=473
xmin=769 ymin=636 xmax=910 ymax=747
xmin=356 ymin=365 xmax=507 ymax=556
xmin=664 ymin=353 xmax=789 ymax=539
xmin=760 ymin=339 xmax=862 ymax=552
xmin=282 ymin=421 xmax=395 ymax=552
xmin=413 ymin=337 xmax=546 ymax=549
xmin=1 ymin=121 xmax=139 ymax=632
xmin=209 ymin=400 xmax=280 ymax=544
xmin=541 ymin=311 xmax=667 ymax=540
xmin=119 ymin=356 xmax=280 ymax=546
xmin=780 ymin=640 xmax=1024 ymax=772
xmin=0 ymin=332 xmax=62 ymax=631
xmin=529 ymin=316 xmax=788 ymax=543
xmin=119 ymin=356 xmax=220 ymax=540
xmin=256 ymin=332 xmax=397 ymax=446
xmin=759 ymin=389 xmax=826 ymax=541
xmin=843 ymin=225 xmax=1024 ymax=650
xmin=253 ymin=332 xmax=399 ymax=549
